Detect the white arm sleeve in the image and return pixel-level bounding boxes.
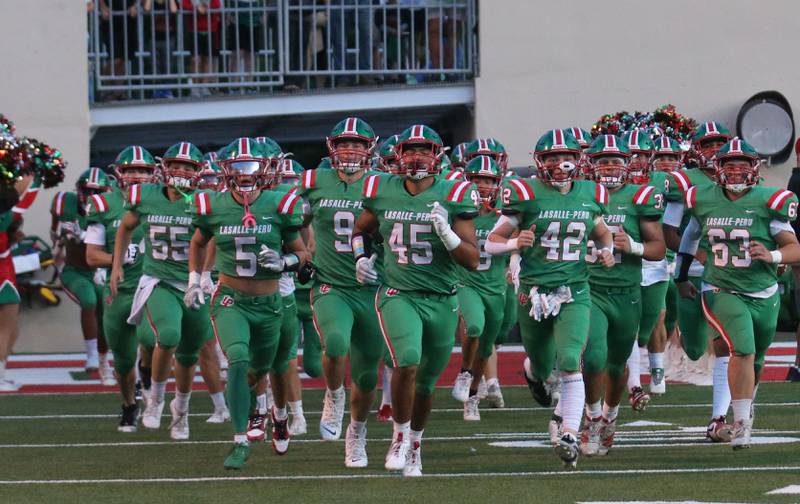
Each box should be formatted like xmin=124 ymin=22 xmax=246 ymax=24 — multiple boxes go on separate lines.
xmin=678 ymin=216 xmax=702 ymax=255
xmin=84 ymin=223 xmax=106 ymax=246
xmin=770 ymin=219 xmax=794 ymax=237
xmin=485 ymin=215 xmax=521 ymax=255
xmin=663 ymin=201 xmax=685 ymax=227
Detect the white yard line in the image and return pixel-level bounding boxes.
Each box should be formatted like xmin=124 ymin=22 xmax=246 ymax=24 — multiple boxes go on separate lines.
xmin=1 ymin=465 xmax=799 ymax=485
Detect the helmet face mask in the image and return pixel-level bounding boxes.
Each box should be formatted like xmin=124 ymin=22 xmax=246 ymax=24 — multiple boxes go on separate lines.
xmin=398 ymin=142 xmax=441 ymax=180
xmin=627 ymin=152 xmax=652 ymax=183
xmin=715 ymin=157 xmax=759 ymax=193
xmin=536 ymin=152 xmax=579 ymax=189
xmin=697 ymin=137 xmax=728 ymax=169
xmin=77 ymin=167 xmax=112 ymax=206
xmin=116 ymin=166 xmax=156 ymax=187
xmin=591 ymin=156 xmax=629 ymax=188
xmin=652 ymin=153 xmax=681 ymax=172
xmin=162 ymin=160 xmax=201 ymax=189
xmin=328 ymin=138 xmax=373 ymax=174
xmin=221 ymin=159 xmax=270 ymax=193
xmin=464 ymin=155 xmax=503 ymax=205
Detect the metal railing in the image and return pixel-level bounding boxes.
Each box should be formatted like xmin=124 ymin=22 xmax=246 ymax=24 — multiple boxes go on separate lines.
xmin=88 ymin=0 xmax=476 ymax=102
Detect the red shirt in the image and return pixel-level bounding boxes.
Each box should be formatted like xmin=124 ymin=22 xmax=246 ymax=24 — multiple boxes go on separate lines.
xmin=181 ymin=0 xmax=221 ymax=33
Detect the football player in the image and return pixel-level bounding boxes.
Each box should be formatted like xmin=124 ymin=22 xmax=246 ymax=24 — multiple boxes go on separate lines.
xmin=487 ymin=128 xmax=615 ymax=468
xmin=676 ymin=138 xmax=800 ymax=448
xmin=352 ymin=124 xmax=480 ymax=476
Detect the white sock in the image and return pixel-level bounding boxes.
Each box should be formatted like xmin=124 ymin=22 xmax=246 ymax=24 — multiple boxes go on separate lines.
xmin=234 ymin=434 xmax=248 ymax=444
xmin=627 ymin=343 xmax=641 ymax=391
xmin=393 ymin=420 xmax=410 ymax=439
xmin=274 ymin=406 xmax=288 ymax=421
xmin=289 ymin=400 xmax=303 ymax=416
xmin=649 ymin=351 xmax=664 ymax=370
xmin=85 ymin=339 xmax=98 ymax=360
xmin=712 ymin=356 xmax=731 ymax=418
xmin=410 ymin=428 xmax=423 ymax=445
xmin=256 ymin=393 xmax=267 ymax=414
xmin=210 ymin=391 xmax=226 ymax=410
xmin=0 ymin=360 xmax=6 ymax=380
xmin=523 ymin=357 xmax=535 ymax=381
xmin=100 ymin=353 xmax=110 ymax=367
xmin=350 ymin=419 xmax=366 ymax=434
xmin=751 ymin=384 xmax=759 ymax=420
xmin=487 ymin=377 xmax=499 ymax=387
xmin=585 ymin=400 xmax=601 ymax=419
xmin=175 ymin=391 xmax=191 ymax=412
xmin=731 ymin=399 xmax=752 ymax=423
xmin=560 ymin=372 xmax=585 ymax=433
xmin=152 ymin=380 xmax=167 ymax=404
xmin=328 ymin=385 xmax=345 ymax=399
xmin=554 ymin=398 xmax=562 ymax=417
xmin=381 ymin=365 xmax=393 ymax=405
xmin=603 ymin=402 xmax=619 ymax=423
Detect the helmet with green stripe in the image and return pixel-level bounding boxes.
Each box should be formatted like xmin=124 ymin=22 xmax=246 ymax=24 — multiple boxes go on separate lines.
xmin=713 ymin=137 xmax=760 ymax=193
xmin=691 ymin=121 xmax=732 ymax=168
xmin=218 ymin=137 xmax=280 ymax=193
xmin=376 ymin=135 xmax=402 ymax=174
xmin=112 ymin=145 xmax=158 ymax=187
xmin=463 ymin=138 xmax=508 ymax=170
xmin=620 ymin=129 xmax=655 ymax=183
xmin=326 ymin=117 xmax=377 ymax=173
xmin=587 ymin=134 xmax=631 ymax=188
xmin=395 ymin=124 xmax=444 ymax=180
xmin=652 ymin=136 xmax=684 ymax=172
xmin=76 ymin=167 xmax=112 ymax=206
xmin=463 ymin=155 xmax=503 ymax=205
xmin=450 ymin=142 xmax=470 ymax=170
xmin=198 ymin=152 xmax=223 ymax=191
xmin=533 ymin=129 xmax=582 ymax=189
xmin=161 ymin=141 xmax=204 ymax=189
xmin=278 ymin=158 xmax=304 ymax=186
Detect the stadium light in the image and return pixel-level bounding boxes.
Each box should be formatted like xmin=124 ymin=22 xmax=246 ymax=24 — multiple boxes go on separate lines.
xmin=736 ymin=91 xmax=795 ymax=164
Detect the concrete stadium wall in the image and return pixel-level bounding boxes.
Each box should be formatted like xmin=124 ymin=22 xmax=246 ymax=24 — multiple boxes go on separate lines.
xmin=2 ymin=0 xmax=91 ymax=352
xmin=475 ymin=0 xmax=800 ymax=187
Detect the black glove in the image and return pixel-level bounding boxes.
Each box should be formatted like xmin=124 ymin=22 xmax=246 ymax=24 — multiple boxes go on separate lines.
xmin=297 ymin=261 xmax=317 ymax=284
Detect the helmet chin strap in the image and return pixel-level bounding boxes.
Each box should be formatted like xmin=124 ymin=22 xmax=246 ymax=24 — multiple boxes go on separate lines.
xmin=172 ymin=185 xmax=193 ymax=204
xmin=241 ymin=190 xmax=257 ymax=227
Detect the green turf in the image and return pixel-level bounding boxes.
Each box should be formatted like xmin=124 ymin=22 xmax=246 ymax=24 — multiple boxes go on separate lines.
xmin=0 ymin=384 xmax=798 ymax=504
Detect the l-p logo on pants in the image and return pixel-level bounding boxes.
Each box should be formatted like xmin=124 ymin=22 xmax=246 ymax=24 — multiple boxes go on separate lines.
xmin=220 ymin=295 xmax=234 ymax=307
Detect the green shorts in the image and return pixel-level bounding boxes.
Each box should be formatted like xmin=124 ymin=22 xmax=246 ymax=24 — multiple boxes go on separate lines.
xmin=144 ymin=283 xmax=211 ymax=367
xmin=678 ymin=276 xmax=712 ymax=361
xmin=61 ymin=266 xmax=101 ymax=309
xmin=294 ymin=287 xmax=322 ymax=378
xmin=584 ymin=285 xmax=642 ymax=378
xmin=701 ymin=288 xmax=780 ymax=374
xmin=0 ymin=280 xmax=20 ymax=305
xmin=311 ymin=282 xmax=384 ymax=391
xmin=638 ymin=280 xmax=668 ymax=347
xmin=272 ymin=294 xmax=299 ymax=375
xmin=518 ymin=281 xmax=590 ymax=378
xmin=457 ymin=285 xmax=505 ymax=359
xmin=665 ymin=277 xmax=678 ymax=334
xmin=375 ymin=286 xmax=458 ymax=396
xmin=210 ymin=284 xmax=283 ymax=378
xmin=497 ymin=282 xmax=517 ymax=346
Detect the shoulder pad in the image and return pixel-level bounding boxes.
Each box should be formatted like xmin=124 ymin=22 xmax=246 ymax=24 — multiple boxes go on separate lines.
xmin=89 ymin=194 xmax=110 ymax=214
xmin=445 ymin=170 xmax=463 ymax=181
xmin=127 ymin=184 xmax=142 ymax=206
xmin=363 ymin=174 xmax=381 ymax=198
xmin=632 ymin=185 xmax=655 ymax=205
xmin=595 ymin=183 xmax=608 ymax=205
xmin=446 ymin=180 xmax=473 ymax=202
xmin=685 ymin=185 xmax=697 ymax=209
xmin=506 ymin=178 xmax=534 ymax=201
xmin=301 ymin=169 xmax=316 ymax=190
xmin=278 ymin=191 xmax=301 ymax=214
xmin=767 ymin=189 xmax=795 ymax=212
xmin=51 ymin=191 xmax=68 ymax=216
xmin=194 ymin=191 xmax=212 ymax=215
xmin=670 ymin=171 xmax=691 ymax=194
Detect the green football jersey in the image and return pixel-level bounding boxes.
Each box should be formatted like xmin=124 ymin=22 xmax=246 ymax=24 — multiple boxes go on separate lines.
xmin=588 ymin=183 xmax=663 ymax=287
xmin=459 ymin=207 xmax=506 ymax=295
xmin=502 ymin=178 xmax=607 ymax=288
xmin=363 ymin=174 xmax=480 ymax=295
xmin=299 ymin=168 xmax=380 ymax=288
xmin=126 ymin=183 xmax=195 ymax=284
xmin=671 ymin=168 xmax=716 ymax=264
xmin=643 ymin=171 xmax=674 ymax=261
xmin=51 ymin=191 xmax=89 ymax=232
xmin=86 ymin=189 xmax=145 ymax=291
xmin=685 ymin=184 xmax=797 ymax=293
xmin=193 ymin=189 xmax=303 ymax=281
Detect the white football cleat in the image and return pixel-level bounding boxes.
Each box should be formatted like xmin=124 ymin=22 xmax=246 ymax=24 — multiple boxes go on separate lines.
xmin=169 ymin=399 xmax=190 ymax=440
xmin=463 ymin=395 xmax=481 ymax=421
xmin=99 ymin=362 xmax=116 ymax=386
xmin=289 ymin=414 xmax=307 ymax=436
xmin=320 ymin=388 xmax=345 ymax=441
xmin=548 ymin=414 xmax=563 ymax=447
xmin=403 ymin=441 xmax=422 ymax=477
xmin=477 ymin=376 xmax=488 ymax=399
xmin=0 ymin=378 xmax=20 ymax=392
xmin=344 ymin=423 xmax=368 ymax=468
xmin=485 ymin=378 xmax=505 ymax=408
xmin=580 ymin=415 xmax=602 ymax=456
xmin=597 ymin=418 xmax=617 ymax=456
xmin=731 ymin=419 xmax=752 ymax=450
xmin=555 ymin=432 xmax=579 ymax=468
xmin=206 ymin=406 xmax=231 ymax=424
xmin=141 ymin=396 xmax=165 ymax=429
xmin=451 ymin=371 xmax=472 ymax=403
xmin=385 ymin=432 xmax=410 ymax=471
xmin=85 ymin=353 xmax=99 ymax=372
xmin=649 ymin=367 xmax=666 ymax=395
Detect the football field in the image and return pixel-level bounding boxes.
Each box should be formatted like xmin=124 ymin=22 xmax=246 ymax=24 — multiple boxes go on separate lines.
xmin=0 ymin=384 xmax=798 ymax=503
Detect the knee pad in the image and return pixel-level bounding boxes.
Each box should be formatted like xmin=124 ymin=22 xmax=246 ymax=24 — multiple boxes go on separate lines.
xmin=225 ymin=341 xmax=250 ymax=367
xmin=558 ymin=354 xmax=582 ymax=375
xmin=301 ymin=357 xmax=322 ymax=378
xmin=606 ymin=361 xmax=626 ymax=378
xmin=352 ymin=366 xmax=378 ymax=392
xmin=174 ymin=350 xmax=199 ymax=368
xmin=322 ymin=331 xmax=349 ymax=359
xmin=112 ymin=355 xmax=136 ymax=378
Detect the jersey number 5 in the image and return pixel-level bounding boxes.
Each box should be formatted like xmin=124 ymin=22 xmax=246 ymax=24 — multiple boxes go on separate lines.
xmin=149 ymin=225 xmax=190 ymax=261
xmin=389 ymin=222 xmax=433 ymax=265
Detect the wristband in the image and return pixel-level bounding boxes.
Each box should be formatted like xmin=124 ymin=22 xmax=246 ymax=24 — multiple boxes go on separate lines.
xmin=628 ymin=236 xmax=644 ymax=257
xmin=189 ymin=271 xmax=201 ymax=286
xmin=770 ymin=250 xmax=783 ymax=264
xmin=352 ymin=234 xmax=367 ymax=260
xmin=282 ymin=253 xmax=300 ymax=271
xmin=484 ymin=237 xmax=519 ymax=255
xmin=440 ymin=228 xmax=462 ymax=251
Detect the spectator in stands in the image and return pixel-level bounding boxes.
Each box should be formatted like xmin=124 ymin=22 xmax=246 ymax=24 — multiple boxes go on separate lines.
xmin=143 ymin=0 xmax=178 ymax=99
xmin=305 ymin=0 xmax=329 ymax=88
xmin=787 ymin=138 xmax=800 ymax=382
xmin=227 ymin=0 xmax=267 ymax=88
xmin=284 ymin=0 xmax=328 ymax=91
xmin=329 ymin=0 xmax=376 ymax=86
xmin=98 ymin=0 xmax=140 ymax=101
xmin=181 ymin=0 xmax=222 ymax=97
xmin=426 ymin=0 xmax=459 ymax=74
